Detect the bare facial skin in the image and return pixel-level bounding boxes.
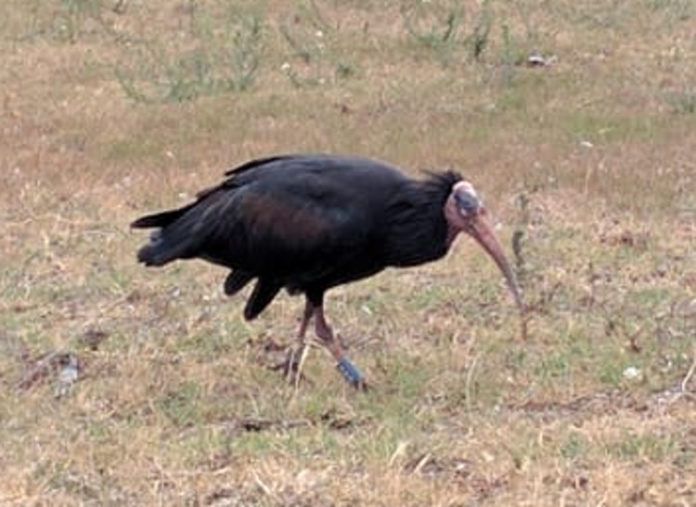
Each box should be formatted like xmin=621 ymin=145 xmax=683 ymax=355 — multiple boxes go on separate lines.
xmin=445 ymin=181 xmax=525 ymax=315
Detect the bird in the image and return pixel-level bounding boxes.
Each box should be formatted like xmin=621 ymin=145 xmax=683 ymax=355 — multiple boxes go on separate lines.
xmin=132 ymin=154 xmax=523 ymax=389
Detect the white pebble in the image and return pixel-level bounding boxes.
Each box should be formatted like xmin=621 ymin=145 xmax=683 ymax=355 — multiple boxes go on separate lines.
xmin=623 ymin=366 xmax=641 ymax=380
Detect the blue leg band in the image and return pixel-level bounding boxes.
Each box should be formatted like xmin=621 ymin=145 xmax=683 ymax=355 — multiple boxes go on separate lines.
xmin=336 ymin=357 xmax=364 ymax=387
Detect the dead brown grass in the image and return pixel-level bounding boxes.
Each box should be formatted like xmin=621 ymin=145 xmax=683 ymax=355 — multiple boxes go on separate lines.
xmin=1 ymin=0 xmax=695 ymax=505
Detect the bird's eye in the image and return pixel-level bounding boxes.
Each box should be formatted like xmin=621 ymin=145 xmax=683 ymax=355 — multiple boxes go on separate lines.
xmin=455 ymin=192 xmax=479 ymax=215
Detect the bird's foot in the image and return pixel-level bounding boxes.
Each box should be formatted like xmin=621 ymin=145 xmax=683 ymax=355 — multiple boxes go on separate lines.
xmin=336 ymin=357 xmax=368 ymax=391
xmin=269 ymin=344 xmax=313 ymax=387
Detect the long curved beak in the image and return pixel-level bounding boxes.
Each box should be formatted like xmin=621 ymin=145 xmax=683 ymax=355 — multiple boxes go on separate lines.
xmin=465 ymin=213 xmax=524 ymax=313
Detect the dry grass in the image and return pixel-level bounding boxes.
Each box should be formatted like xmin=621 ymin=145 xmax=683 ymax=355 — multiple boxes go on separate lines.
xmin=1 ymin=0 xmax=695 ymax=505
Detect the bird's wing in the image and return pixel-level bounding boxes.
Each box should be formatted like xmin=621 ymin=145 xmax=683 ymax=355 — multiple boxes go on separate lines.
xmin=203 ymin=167 xmax=373 ymax=280
xmin=135 ymin=154 xmax=405 ymax=273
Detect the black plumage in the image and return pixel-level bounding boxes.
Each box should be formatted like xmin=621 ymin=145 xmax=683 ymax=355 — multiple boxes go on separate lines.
xmin=134 ymin=155 xmax=459 ymax=315
xmin=133 ymin=154 xmax=522 ymax=388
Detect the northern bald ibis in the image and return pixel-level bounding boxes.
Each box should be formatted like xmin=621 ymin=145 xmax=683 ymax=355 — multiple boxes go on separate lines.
xmin=132 ymin=154 xmax=523 ymax=389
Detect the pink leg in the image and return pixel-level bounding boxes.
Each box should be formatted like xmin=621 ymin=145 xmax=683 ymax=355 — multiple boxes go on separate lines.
xmin=271 ymin=300 xmax=314 ymax=382
xmin=297 ymin=299 xmax=314 ymax=341
xmin=314 ymin=305 xmax=367 ymax=390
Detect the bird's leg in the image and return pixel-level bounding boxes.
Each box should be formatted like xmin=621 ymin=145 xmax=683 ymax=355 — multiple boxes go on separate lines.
xmin=297 ymin=299 xmax=314 ymax=340
xmin=313 ymin=305 xmax=367 ymax=390
xmin=283 ymin=300 xmax=313 ymax=382
xmin=269 ymin=300 xmax=313 ymax=386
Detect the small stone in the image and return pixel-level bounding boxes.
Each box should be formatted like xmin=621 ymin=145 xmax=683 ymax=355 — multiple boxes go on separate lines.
xmin=55 ymin=353 xmax=79 ymax=398
xmin=623 ymin=366 xmax=642 ymax=380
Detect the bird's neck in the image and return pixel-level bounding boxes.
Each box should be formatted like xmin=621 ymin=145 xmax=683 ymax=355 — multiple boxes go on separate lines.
xmin=446 ymin=224 xmax=461 ymax=248
xmin=382 ymin=183 xmax=452 ymax=267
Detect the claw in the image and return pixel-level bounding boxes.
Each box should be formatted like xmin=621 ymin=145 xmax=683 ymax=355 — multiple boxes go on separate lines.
xmin=269 ymin=344 xmax=313 ymax=387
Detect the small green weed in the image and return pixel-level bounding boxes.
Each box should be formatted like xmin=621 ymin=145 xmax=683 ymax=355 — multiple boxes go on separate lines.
xmin=560 ymin=433 xmax=589 ymax=460
xmin=116 ymin=6 xmax=264 ymax=103
xmin=663 ymin=87 xmax=696 ymax=114
xmin=157 ymin=381 xmax=203 ymax=427
xmin=401 ymin=0 xmax=464 ymax=66
xmin=607 ymin=431 xmax=676 ymax=461
xmin=278 ymin=2 xmax=356 ymax=88
xmin=52 ymin=0 xmax=110 ymax=43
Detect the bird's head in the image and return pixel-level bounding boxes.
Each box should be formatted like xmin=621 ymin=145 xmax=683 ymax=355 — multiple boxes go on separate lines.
xmin=445 ymin=181 xmax=524 ymax=312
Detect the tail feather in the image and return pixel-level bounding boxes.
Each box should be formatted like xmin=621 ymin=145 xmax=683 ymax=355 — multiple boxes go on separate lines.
xmin=133 ymin=202 xmax=212 ymax=267
xmin=131 ymin=205 xmax=193 ymax=229
xmin=136 ymin=236 xmax=196 ymax=266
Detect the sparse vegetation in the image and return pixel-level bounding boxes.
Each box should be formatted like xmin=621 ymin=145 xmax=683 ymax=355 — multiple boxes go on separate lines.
xmin=278 ymin=2 xmax=357 ymax=88
xmin=664 ymin=87 xmax=696 ymax=114
xmin=115 ymin=4 xmax=264 ymax=103
xmin=52 ymin=0 xmax=109 ymax=43
xmin=1 ymin=0 xmax=695 ymax=504
xmin=401 ymin=0 xmax=465 ymax=65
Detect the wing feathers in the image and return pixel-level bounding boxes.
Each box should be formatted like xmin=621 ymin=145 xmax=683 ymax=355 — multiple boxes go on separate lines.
xmin=133 ymin=154 xmax=404 ymax=319
xmin=224 ymin=270 xmax=254 ymax=296
xmin=244 ymin=279 xmax=282 ymax=320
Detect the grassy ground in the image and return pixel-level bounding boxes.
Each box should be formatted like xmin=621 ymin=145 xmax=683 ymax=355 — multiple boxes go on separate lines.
xmin=1 ymin=0 xmax=695 ymax=505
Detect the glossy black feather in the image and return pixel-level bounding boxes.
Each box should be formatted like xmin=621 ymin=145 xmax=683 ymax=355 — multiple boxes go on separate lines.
xmin=133 ymin=154 xmax=462 ymax=320
xmin=224 ymin=270 xmax=254 ymax=296
xmin=244 ymin=278 xmax=283 ymax=320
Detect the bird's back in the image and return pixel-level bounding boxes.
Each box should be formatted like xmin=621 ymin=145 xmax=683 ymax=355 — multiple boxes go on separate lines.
xmin=133 ymin=154 xmax=409 ymax=273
